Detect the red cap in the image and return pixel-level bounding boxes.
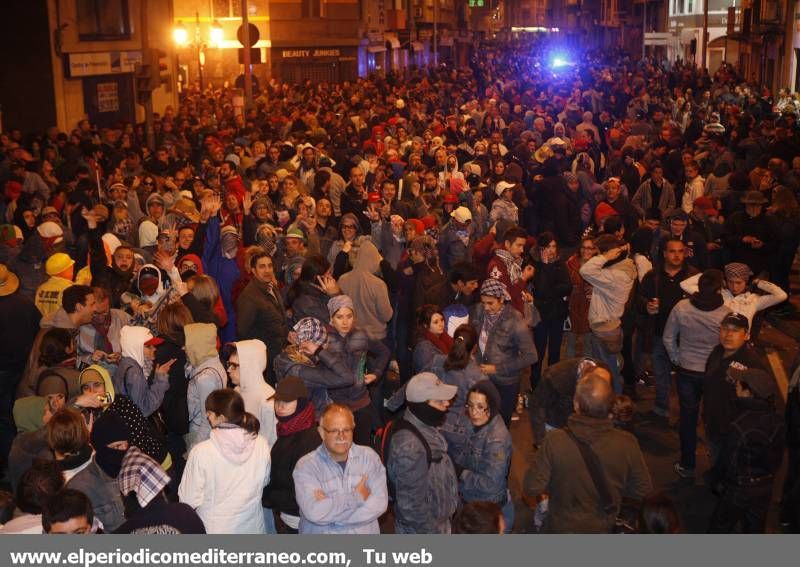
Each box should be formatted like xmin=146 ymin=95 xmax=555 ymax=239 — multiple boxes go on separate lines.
xmin=693 ymin=196 xmax=718 ymax=215
xmin=367 ymin=192 xmax=381 ymax=203
xmin=144 ymin=336 xmax=165 ymax=347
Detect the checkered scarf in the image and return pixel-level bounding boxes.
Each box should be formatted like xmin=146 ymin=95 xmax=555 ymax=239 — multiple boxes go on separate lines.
xmin=118 ymin=446 xmax=171 ymax=508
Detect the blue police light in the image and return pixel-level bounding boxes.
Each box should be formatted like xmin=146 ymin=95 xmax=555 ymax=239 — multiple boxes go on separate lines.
xmin=552 ymin=57 xmax=568 ymax=68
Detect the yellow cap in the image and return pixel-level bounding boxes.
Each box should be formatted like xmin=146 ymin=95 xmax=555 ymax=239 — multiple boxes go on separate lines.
xmin=45 ymin=253 xmax=75 ymax=277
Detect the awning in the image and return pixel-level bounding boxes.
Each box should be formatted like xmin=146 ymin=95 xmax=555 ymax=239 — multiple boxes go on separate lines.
xmin=367 ymin=45 xmax=386 ymax=53
xmin=384 ymin=33 xmax=400 ymax=49
xmin=410 ymin=41 xmax=424 ymax=51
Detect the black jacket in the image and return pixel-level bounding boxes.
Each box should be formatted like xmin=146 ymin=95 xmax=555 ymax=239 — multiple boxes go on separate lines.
xmin=532 ymin=258 xmax=572 ymax=321
xmin=155 ymin=338 xmax=190 ymax=435
xmin=638 ymin=264 xmax=698 ymax=336
xmin=236 ymin=278 xmax=288 ymax=384
xmin=552 ymin=187 xmax=582 ymax=248
xmin=529 ymin=357 xmax=583 ymax=445
xmin=262 ymin=425 xmax=322 ymax=516
xmin=88 ymin=227 xmax=133 ymax=308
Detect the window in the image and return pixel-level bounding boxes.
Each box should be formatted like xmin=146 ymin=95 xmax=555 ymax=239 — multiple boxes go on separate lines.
xmin=302 ymin=0 xmax=322 ymax=18
xmin=76 ymin=0 xmax=131 ymax=41
xmin=687 ymin=0 xmax=694 ymax=13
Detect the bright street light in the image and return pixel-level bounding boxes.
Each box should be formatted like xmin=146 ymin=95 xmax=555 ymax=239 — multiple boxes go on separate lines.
xmin=210 ymin=21 xmax=224 ymax=46
xmin=173 ymin=21 xmax=189 ymax=46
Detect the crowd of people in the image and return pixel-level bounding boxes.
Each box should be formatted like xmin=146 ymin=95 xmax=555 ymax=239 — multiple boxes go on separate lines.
xmin=0 ymin=39 xmax=799 ymax=534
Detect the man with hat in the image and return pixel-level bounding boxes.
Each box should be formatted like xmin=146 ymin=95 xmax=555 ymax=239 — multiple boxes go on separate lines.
xmin=702 ymin=312 xmax=772 ymax=466
xmin=263 ymin=376 xmax=322 ymax=534
xmin=438 ymin=205 xmax=474 ymax=271
xmin=724 ymin=190 xmax=777 ymax=276
xmin=0 ymin=263 xmax=42 ymax=469
xmin=387 ymin=372 xmax=459 ymax=534
xmin=35 ymin=252 xmax=75 ymax=316
xmin=707 ymin=367 xmax=784 ymax=533
xmin=490 ymin=181 xmax=519 ymax=224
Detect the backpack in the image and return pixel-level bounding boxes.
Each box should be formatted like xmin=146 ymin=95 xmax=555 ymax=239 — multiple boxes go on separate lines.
xmin=373 ymin=417 xmax=433 ymax=500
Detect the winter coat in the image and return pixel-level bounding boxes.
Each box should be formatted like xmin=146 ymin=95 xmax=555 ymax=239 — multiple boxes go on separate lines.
xmin=638 ymin=264 xmax=698 ymax=337
xmin=322 ymin=329 xmax=388 ymax=411
xmin=412 ymin=338 xmax=445 ymax=374
xmin=87 ymin=227 xmax=133 ymax=308
xmin=387 ymin=409 xmax=460 ymax=534
xmin=338 ymin=241 xmax=393 ymax=340
xmin=185 ymin=324 xmax=227 ymax=448
xmin=0 ymin=291 xmax=41 ymax=377
xmin=113 ymin=326 xmax=170 ymax=417
xmin=7 ymin=235 xmax=48 ymax=300
xmin=532 ymin=258 xmax=572 ymax=322
xmin=293 ymin=443 xmax=388 ymax=534
xmin=524 ymin=414 xmax=653 ymax=533
xmin=262 ymin=425 xmax=322 ymax=519
xmin=67 ymin=458 xmax=125 ymax=532
xmin=432 ymin=355 xmax=487 ymax=456
xmin=76 ymin=308 xmax=130 ymax=368
xmin=179 ymin=424 xmax=271 ymax=534
xmin=663 ymin=298 xmax=731 ymax=373
xmin=18 ymin=308 xmax=76 ymax=398
xmin=471 ymin=303 xmax=538 ymax=385
xmin=631 ymin=178 xmax=676 ymax=215
xmin=552 ymin=187 xmax=583 ymax=248
xmin=236 ymin=278 xmax=288 ymax=384
xmin=155 ymin=338 xmax=190 ymax=435
xmin=234 ymin=340 xmax=277 ymax=447
xmin=529 ymin=357 xmax=584 ymax=445
xmin=724 ymin=210 xmax=778 ymax=276
xmin=454 ymin=414 xmax=512 ymax=505
xmin=287 ymin=282 xmax=331 ymax=327
xmin=438 ymin=221 xmax=474 ymax=272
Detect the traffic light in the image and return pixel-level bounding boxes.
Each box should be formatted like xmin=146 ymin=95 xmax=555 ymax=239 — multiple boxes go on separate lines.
xmin=134 ymin=56 xmax=156 ymax=105
xmin=155 ymin=49 xmax=171 ymax=86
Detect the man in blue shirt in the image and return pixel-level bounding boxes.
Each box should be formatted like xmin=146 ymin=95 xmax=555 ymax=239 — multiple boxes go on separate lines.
xmin=293 ymin=403 xmax=388 ymax=534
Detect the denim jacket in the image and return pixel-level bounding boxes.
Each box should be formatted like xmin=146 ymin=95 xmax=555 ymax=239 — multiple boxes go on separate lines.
xmin=293 ymin=443 xmax=388 ymax=534
xmin=431 ymin=355 xmax=487 ymax=456
xmin=471 ymin=304 xmax=538 ymax=385
xmin=387 ymin=409 xmax=459 ymax=534
xmin=454 ymin=415 xmax=512 ymax=504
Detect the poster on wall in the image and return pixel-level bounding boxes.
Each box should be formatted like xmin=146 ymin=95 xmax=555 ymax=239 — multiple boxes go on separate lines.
xmin=97 ymin=82 xmax=119 ymax=113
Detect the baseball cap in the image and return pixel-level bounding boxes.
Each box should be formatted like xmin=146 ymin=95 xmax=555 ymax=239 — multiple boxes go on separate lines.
xmin=144 ymin=336 xmax=165 ymax=347
xmin=450 ymin=206 xmax=472 ymax=224
xmin=721 ymin=312 xmax=749 ymax=331
xmin=285 ymin=227 xmax=307 ymax=242
xmin=406 ymin=372 xmax=457 ymax=403
xmin=270 ymin=376 xmax=309 ymax=402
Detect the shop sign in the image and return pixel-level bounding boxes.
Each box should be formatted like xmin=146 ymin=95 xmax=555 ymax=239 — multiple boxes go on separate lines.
xmin=69 ymin=51 xmax=142 ymax=77
xmin=281 ymin=49 xmax=341 ymax=58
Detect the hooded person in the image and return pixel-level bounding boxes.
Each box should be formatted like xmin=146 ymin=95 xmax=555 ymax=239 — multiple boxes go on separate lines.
xmin=178 ymin=389 xmax=272 ymax=534
xmin=261 ymin=377 xmax=322 ymax=534
xmin=8 ymin=397 xmax=52 ymax=492
xmin=112 ymin=326 xmax=174 ymax=418
xmin=202 ymin=216 xmax=241 ymax=344
xmin=337 ymin=240 xmax=393 ymax=341
xmin=185 ymin=323 xmax=227 ymax=449
xmin=227 ymin=339 xmax=277 ymax=447
xmin=114 ymin=447 xmax=206 ymax=534
xmin=73 ymin=364 xmax=168 ymax=468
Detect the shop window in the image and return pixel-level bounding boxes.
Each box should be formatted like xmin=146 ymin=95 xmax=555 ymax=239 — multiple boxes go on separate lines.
xmin=76 ymin=0 xmax=131 ymax=41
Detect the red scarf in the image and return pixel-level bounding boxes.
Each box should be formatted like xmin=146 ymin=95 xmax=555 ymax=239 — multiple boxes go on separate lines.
xmin=424 ymin=330 xmax=453 ymax=355
xmin=276 ymin=402 xmax=315 ymax=437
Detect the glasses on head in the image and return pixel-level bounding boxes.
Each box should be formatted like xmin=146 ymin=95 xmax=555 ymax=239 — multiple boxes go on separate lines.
xmin=465 ymin=402 xmax=489 ymax=413
xmin=321 ymin=426 xmax=354 ymax=436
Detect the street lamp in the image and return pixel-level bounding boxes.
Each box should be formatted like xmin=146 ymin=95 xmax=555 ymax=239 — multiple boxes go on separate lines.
xmin=173 ymin=21 xmax=189 ymax=46
xmin=210 ymin=20 xmax=224 ymax=47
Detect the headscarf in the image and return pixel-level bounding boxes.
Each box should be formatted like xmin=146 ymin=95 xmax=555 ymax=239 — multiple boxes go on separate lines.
xmin=118 ymin=446 xmax=171 ymax=507
xmin=327 ymin=294 xmax=354 ymax=318
xmin=724 ymin=262 xmax=753 ymax=283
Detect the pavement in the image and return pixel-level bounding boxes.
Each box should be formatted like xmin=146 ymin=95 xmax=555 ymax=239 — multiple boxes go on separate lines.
xmin=507 ymin=279 xmax=800 ymax=534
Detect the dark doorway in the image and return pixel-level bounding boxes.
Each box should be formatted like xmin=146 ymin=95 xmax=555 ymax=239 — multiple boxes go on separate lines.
xmin=82 ymin=74 xmax=135 ymax=129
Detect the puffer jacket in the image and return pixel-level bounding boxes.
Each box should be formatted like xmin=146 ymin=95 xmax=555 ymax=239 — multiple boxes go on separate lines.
xmin=273 ymin=347 xmax=357 ymax=417
xmin=387 ymin=409 xmax=459 ymax=534
xmin=323 ymin=329 xmax=389 ymax=410
xmin=431 ymin=355 xmax=486 ymax=456
xmin=288 ymin=283 xmax=330 ymax=327
xmin=471 ymin=304 xmax=538 ymax=385
xmin=454 ymin=414 xmax=512 ymax=505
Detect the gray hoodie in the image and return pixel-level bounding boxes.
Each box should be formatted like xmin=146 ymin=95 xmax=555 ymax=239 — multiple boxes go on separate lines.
xmin=338 ymin=241 xmax=393 ymax=340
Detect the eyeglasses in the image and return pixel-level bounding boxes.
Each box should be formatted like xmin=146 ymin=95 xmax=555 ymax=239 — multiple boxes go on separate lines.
xmin=321 ymin=427 xmax=354 ymax=436
xmin=465 ymin=402 xmax=489 ymax=413
xmin=227 ymin=362 xmax=240 ymax=370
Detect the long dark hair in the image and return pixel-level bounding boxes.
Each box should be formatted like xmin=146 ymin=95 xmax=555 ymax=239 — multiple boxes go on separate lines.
xmin=416 ymin=304 xmax=443 ymax=333
xmin=38 ymin=328 xmax=74 ymax=367
xmin=444 ymin=324 xmax=477 ymax=371
xmin=205 ymin=389 xmax=260 ymax=436
xmin=287 ymin=254 xmax=330 ymax=308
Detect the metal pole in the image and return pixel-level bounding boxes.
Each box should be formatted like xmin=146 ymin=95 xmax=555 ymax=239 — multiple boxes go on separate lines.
xmin=702 ymin=0 xmax=709 ymax=70
xmin=241 ymin=0 xmax=253 ymax=109
xmin=433 ymin=0 xmax=439 ymax=66
xmin=642 ymin=1 xmax=646 ymax=60
xmin=141 ymin=0 xmax=155 ymax=150
xmin=196 ymin=11 xmax=204 ymax=91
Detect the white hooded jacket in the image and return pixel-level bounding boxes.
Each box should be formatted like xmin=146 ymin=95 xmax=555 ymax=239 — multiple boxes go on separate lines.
xmin=234 ymin=339 xmax=277 ymax=447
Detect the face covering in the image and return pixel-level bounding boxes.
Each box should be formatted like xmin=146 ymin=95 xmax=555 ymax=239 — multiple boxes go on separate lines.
xmin=408 ymin=401 xmax=448 ymax=427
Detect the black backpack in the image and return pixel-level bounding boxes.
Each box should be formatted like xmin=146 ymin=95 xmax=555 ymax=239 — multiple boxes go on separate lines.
xmin=374 ymin=417 xmax=434 ymax=500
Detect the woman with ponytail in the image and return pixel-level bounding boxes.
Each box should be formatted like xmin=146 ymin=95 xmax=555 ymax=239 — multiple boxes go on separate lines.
xmin=432 ymin=324 xmax=487 ymax=457
xmin=178 ymin=389 xmax=271 ymax=533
